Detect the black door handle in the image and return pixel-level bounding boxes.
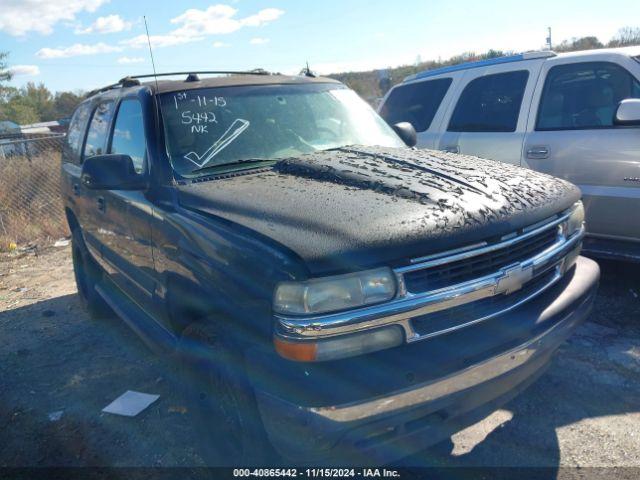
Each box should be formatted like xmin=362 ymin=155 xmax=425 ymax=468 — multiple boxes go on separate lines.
xmin=97 ymin=196 xmax=106 ymax=213
xmin=72 ymin=184 xmax=80 ymax=196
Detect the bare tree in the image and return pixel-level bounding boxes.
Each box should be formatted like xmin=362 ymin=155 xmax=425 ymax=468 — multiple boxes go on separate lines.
xmin=608 ymin=27 xmax=640 ymax=47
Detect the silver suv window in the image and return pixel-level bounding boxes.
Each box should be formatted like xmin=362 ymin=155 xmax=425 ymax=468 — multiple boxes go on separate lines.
xmin=448 ymin=70 xmax=529 ymax=132
xmin=379 ymin=78 xmax=452 ymax=132
xmin=536 ymin=61 xmax=640 ymax=131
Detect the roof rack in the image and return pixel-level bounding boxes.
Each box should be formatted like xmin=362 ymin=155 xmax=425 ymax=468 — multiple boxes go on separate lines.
xmin=127 ymin=68 xmax=270 ymax=80
xmin=86 ymin=69 xmax=271 ymax=98
xmin=404 ymin=51 xmax=557 ymax=83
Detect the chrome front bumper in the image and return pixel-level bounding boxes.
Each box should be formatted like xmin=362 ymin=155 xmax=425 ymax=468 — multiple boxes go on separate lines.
xmin=275 ymin=209 xmax=585 ymax=344
xmin=257 ymin=256 xmax=600 ymax=463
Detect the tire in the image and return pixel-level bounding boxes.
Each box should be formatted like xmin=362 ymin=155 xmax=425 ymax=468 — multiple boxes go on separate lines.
xmin=71 ymin=228 xmax=112 ymax=319
xmin=180 ymin=323 xmax=275 ymax=466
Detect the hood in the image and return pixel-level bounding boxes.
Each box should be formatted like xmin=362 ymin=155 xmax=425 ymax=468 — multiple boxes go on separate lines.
xmin=177 ymin=146 xmax=580 ymax=275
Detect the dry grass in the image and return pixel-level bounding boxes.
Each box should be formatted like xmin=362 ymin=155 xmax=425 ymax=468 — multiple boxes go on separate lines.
xmin=0 ymin=140 xmax=69 ymax=249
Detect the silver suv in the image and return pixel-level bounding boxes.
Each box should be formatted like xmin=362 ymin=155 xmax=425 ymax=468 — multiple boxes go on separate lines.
xmin=379 ymin=47 xmax=640 ymax=261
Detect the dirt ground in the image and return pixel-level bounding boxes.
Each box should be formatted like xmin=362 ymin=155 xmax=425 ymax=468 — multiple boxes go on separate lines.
xmin=0 ymin=244 xmax=639 ymax=468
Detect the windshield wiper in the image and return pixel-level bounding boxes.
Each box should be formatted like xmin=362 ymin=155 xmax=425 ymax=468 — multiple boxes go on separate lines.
xmin=190 ymin=158 xmax=276 ymax=175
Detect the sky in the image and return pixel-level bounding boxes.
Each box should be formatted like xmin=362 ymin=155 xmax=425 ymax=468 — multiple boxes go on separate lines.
xmin=1 ymin=0 xmax=638 ymax=93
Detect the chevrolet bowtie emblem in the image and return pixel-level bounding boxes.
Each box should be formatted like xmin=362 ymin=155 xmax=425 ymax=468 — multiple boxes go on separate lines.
xmin=495 ymin=264 xmax=533 ymax=295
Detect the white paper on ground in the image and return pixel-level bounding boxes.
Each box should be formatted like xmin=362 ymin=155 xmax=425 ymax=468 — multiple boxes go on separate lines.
xmin=102 ymin=390 xmax=160 ymax=417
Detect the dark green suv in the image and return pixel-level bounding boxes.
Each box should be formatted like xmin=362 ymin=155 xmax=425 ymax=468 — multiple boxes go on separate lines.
xmin=61 ymin=71 xmax=599 ymax=464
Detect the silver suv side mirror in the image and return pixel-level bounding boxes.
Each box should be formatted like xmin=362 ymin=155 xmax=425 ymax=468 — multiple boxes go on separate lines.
xmin=614 ymin=98 xmax=640 ymax=126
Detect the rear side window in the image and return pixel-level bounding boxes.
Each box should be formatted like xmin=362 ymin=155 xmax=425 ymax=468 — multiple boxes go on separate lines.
xmin=536 ymin=62 xmax=640 ymax=130
xmin=64 ymin=102 xmax=91 ymax=164
xmin=83 ymin=101 xmax=115 ymax=160
xmin=109 ymin=99 xmax=146 ymax=174
xmin=448 ymin=70 xmax=529 ymax=132
xmin=380 ymin=78 xmax=452 ymax=132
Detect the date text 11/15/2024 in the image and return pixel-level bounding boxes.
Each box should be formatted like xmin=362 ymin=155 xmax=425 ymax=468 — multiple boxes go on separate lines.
xmin=233 ymin=468 xmax=401 ymax=478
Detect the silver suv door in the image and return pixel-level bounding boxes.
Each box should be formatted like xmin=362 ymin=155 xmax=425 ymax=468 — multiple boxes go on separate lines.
xmin=437 ymin=60 xmax=543 ymax=165
xmin=523 ymin=57 xmax=640 ymax=246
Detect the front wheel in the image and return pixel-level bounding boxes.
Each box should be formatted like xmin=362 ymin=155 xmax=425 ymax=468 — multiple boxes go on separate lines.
xmin=71 ymin=228 xmax=112 ymax=319
xmin=180 ymin=324 xmax=275 ymax=465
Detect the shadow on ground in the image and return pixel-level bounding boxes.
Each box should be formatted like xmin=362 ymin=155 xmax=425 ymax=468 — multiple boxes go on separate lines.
xmin=0 ymin=258 xmax=639 ymax=468
xmin=401 ymin=258 xmax=640 ymax=469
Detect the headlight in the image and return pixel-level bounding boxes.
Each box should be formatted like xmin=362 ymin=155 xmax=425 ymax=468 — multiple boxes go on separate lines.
xmin=565 ymin=201 xmax=585 ymax=237
xmin=274 ymin=267 xmax=396 ymax=315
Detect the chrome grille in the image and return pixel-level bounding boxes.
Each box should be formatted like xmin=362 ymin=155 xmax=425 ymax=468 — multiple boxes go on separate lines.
xmin=411 ymin=266 xmax=559 ymax=337
xmin=275 ymin=205 xmax=584 ymax=345
xmin=403 ymin=225 xmax=559 ymax=294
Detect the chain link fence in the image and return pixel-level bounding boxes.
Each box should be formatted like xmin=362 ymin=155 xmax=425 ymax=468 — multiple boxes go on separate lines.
xmin=0 ymin=133 xmax=69 ymax=249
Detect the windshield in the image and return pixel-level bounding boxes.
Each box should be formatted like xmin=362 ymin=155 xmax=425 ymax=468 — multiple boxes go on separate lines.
xmin=159 ymin=83 xmax=404 ymax=176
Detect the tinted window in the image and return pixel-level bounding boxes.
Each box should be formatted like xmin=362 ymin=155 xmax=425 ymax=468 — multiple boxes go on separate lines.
xmin=109 ymin=100 xmax=146 ymax=174
xmin=448 ymin=70 xmax=529 ymax=132
xmin=64 ymin=102 xmax=91 ymax=163
xmin=83 ymin=101 xmax=115 ymax=160
xmin=380 ymin=78 xmax=452 ymax=132
xmin=537 ymin=62 xmax=640 ymax=130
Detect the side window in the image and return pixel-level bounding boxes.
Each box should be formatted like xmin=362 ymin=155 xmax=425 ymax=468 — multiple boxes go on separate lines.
xmin=83 ymin=101 xmax=115 ymax=160
xmin=448 ymin=70 xmax=529 ymax=132
xmin=536 ymin=62 xmax=640 ymax=130
xmin=109 ymin=99 xmax=146 ymax=174
xmin=380 ymin=78 xmax=453 ymax=132
xmin=64 ymin=102 xmax=91 ymax=164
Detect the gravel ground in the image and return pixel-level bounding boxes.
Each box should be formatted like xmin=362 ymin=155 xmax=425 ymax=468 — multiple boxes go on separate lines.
xmin=0 ymin=245 xmax=639 ymax=469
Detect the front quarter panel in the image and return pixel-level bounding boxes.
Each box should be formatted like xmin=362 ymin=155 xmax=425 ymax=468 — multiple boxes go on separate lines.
xmin=151 ymin=200 xmax=308 ymax=345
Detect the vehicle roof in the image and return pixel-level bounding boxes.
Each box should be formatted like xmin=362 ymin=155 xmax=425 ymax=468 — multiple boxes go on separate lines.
xmin=86 ymin=73 xmax=341 ymax=101
xmin=144 ymin=73 xmax=341 ymax=94
xmin=554 ymin=45 xmax=640 ymax=59
xmin=403 ymin=46 xmax=640 ymax=83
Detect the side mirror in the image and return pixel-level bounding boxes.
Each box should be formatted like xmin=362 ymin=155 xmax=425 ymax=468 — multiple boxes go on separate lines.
xmin=614 ymin=98 xmax=640 ymax=126
xmin=81 ymin=154 xmax=146 ymax=190
xmin=392 ymin=122 xmax=417 ymax=147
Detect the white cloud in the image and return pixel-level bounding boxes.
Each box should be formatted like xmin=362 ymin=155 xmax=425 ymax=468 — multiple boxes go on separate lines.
xmin=117 ymin=56 xmax=144 ymax=64
xmin=0 ymin=0 xmax=108 ymax=36
xmin=212 ymin=41 xmax=230 ymax=48
xmin=249 ymin=37 xmax=269 ymax=45
xmin=171 ymin=5 xmax=244 ymax=37
xmin=239 ymin=8 xmax=284 ymax=27
xmin=171 ymin=5 xmax=283 ymax=37
xmin=36 ymin=42 xmax=122 ymax=59
xmin=76 ymin=14 xmax=132 ymax=34
xmin=121 ymin=33 xmax=199 ymax=49
xmin=121 ymin=5 xmax=284 ymax=49
xmin=8 ymin=65 xmax=40 ymax=77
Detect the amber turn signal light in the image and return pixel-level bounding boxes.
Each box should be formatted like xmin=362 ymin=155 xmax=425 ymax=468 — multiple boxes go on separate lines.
xmin=273 ymin=336 xmax=318 ymax=362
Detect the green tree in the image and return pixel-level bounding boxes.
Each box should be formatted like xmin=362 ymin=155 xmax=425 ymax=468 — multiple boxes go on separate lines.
xmin=0 ymin=51 xmax=11 ymax=84
xmin=4 ymin=101 xmax=39 ymax=124
xmin=20 ymin=82 xmax=55 ymax=121
xmin=53 ymin=91 xmax=83 ymax=118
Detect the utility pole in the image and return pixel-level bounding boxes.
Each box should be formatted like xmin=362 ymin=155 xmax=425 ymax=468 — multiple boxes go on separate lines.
xmin=546 ymin=27 xmax=552 ymax=50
